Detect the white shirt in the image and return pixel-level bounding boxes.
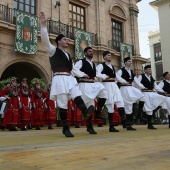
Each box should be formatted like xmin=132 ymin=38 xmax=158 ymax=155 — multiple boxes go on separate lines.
xmin=73 ymin=58 xmax=95 ymax=78
xmin=117 ymin=68 xmax=145 ymax=89
xmin=96 ymin=63 xmax=127 ymax=83
xmin=137 ymin=74 xmax=164 ymax=92
xmin=158 ymin=80 xmax=170 ymax=90
xmin=40 ymin=26 xmax=69 ymax=60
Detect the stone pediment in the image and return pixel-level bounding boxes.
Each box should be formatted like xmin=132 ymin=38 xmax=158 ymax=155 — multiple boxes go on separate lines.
xmin=109 ymin=3 xmax=127 ymax=20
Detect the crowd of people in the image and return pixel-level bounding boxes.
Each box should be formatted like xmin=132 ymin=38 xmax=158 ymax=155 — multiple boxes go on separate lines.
xmin=1 ymin=12 xmax=170 ymax=138
xmin=0 ymin=78 xmax=57 ymax=131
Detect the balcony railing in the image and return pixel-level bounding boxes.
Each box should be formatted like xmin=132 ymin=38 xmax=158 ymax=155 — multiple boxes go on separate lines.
xmin=48 ymin=20 xmax=97 ymax=46
xmin=108 ymin=39 xmax=121 ymax=52
xmin=0 ymin=4 xmax=97 ymax=46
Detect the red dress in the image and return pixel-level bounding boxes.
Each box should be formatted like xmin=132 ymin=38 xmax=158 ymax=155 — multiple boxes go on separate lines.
xmin=44 ymin=92 xmax=57 ymax=126
xmin=30 ymin=89 xmax=46 ymax=127
xmin=2 ymin=87 xmax=21 ymax=128
xmin=19 ymin=89 xmax=31 ymax=129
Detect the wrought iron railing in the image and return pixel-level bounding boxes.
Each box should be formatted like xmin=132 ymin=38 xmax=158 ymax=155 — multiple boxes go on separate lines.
xmin=0 ymin=4 xmax=97 ymax=46
xmin=48 ymin=19 xmax=97 ymax=45
xmin=108 ymin=39 xmax=121 ymax=52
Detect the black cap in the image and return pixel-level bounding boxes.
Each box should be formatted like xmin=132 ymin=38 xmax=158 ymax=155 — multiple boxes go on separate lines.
xmin=103 ymin=51 xmax=111 ymax=58
xmin=84 ymin=47 xmax=92 ymax=53
xmin=144 ymin=65 xmax=151 ymax=70
xmin=163 ymin=71 xmax=169 ymax=78
xmin=124 ymin=57 xmax=131 ymax=63
xmin=55 ymin=34 xmax=65 ymax=44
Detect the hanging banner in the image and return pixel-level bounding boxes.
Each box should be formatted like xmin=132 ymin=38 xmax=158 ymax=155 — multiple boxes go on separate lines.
xmin=120 ymin=43 xmax=133 ymax=67
xmin=15 ymin=11 xmax=38 ymax=54
xmin=74 ymin=28 xmax=91 ymax=60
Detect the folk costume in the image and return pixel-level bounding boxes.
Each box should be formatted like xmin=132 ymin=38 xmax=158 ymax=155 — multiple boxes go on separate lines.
xmin=158 ymin=72 xmax=170 ymax=128
xmin=30 ymin=82 xmax=47 ymax=130
xmin=96 ymin=51 xmax=131 ymax=131
xmin=138 ymin=66 xmax=166 ymax=129
xmin=117 ymin=57 xmax=145 ymax=130
xmin=1 ymin=77 xmax=21 ymax=131
xmin=40 ymin=27 xmax=94 ymax=137
xmin=73 ymin=47 xmax=108 ymax=134
xmin=19 ymin=78 xmax=31 ymax=131
xmin=44 ymin=84 xmax=57 ymax=129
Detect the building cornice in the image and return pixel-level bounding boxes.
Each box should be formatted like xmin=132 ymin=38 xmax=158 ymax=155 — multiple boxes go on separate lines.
xmin=150 ymin=0 xmax=170 ymax=10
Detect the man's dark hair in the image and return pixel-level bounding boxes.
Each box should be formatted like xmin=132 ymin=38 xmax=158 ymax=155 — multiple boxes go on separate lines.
xmin=84 ymin=47 xmax=92 ymax=53
xmin=55 ymin=34 xmax=65 ymax=45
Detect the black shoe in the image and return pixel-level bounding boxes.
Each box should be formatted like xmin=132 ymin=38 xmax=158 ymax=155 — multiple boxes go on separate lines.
xmin=148 ymin=125 xmax=157 ymax=129
xmin=27 ymin=125 xmax=32 ymax=129
xmin=87 ymin=125 xmax=97 ymax=134
xmin=75 ymin=126 xmax=80 ymax=128
xmin=109 ymin=126 xmax=119 ymax=132
xmin=122 ymin=121 xmax=131 ymax=129
xmin=48 ymin=126 xmax=53 ymax=129
xmin=96 ymin=113 xmax=106 ymax=121
xmin=36 ymin=127 xmax=41 ymax=130
xmin=83 ymin=105 xmax=95 ymax=120
xmin=63 ymin=126 xmax=74 ymax=137
xmin=127 ymin=126 xmax=136 ymax=131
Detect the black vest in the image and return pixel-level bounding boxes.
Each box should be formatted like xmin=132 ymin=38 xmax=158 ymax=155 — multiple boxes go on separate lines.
xmin=140 ymin=74 xmax=155 ymax=89
xmin=163 ymin=80 xmax=170 ymax=94
xmin=49 ymin=48 xmax=72 ymax=72
xmin=80 ymin=58 xmax=96 ymax=78
xmin=101 ymin=63 xmax=116 ymax=78
xmin=121 ymin=67 xmax=135 ymax=82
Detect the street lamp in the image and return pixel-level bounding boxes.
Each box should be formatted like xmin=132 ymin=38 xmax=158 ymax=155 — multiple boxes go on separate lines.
xmin=55 ymin=0 xmax=61 ymax=32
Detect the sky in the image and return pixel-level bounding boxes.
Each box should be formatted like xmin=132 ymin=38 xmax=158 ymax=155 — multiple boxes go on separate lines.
xmin=137 ymin=0 xmax=160 ymax=58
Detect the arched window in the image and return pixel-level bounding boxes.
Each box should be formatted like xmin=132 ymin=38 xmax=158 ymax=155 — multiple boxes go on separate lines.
xmin=109 ymin=4 xmax=127 ymax=51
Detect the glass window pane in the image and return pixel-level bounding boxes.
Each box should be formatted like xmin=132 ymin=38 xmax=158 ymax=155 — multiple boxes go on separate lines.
xmin=31 ymin=7 xmax=34 ymax=14
xmin=14 ymin=1 xmax=18 ymax=9
xmin=73 ymin=5 xmax=76 ymax=12
xmin=81 ymin=23 xmax=84 ymax=29
xmin=31 ymin=0 xmax=35 ymax=6
xmin=77 ymin=15 xmax=80 ymax=21
xmin=77 ymin=22 xmax=80 ymax=28
xmin=81 ymin=16 xmax=84 ymax=22
xmin=81 ymin=8 xmax=84 ymax=15
xmin=26 ymin=0 xmax=30 ymax=5
xmin=73 ymin=14 xmax=76 ymax=20
xmin=26 ymin=5 xmax=29 ymax=12
xmin=19 ymin=0 xmax=24 ymax=3
xmin=19 ymin=4 xmax=24 ymax=11
xmin=77 ymin=7 xmax=80 ymax=14
xmin=73 ymin=21 xmax=76 ymax=27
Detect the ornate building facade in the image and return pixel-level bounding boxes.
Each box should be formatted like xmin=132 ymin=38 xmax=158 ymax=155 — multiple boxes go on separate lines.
xmin=0 ymin=0 xmax=146 ymax=84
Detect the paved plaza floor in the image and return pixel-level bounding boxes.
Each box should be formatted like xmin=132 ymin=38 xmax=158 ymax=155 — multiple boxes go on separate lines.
xmin=0 ymin=125 xmax=170 ymax=170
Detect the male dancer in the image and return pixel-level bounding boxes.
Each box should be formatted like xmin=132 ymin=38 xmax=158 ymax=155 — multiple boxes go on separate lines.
xmin=97 ymin=51 xmax=136 ymax=131
xmin=73 ymin=47 xmax=108 ymax=134
xmin=138 ymin=65 xmax=166 ymax=129
xmin=117 ymin=57 xmax=146 ymax=130
xmin=39 ymin=12 xmax=94 ymax=137
xmin=158 ymin=72 xmax=170 ymax=128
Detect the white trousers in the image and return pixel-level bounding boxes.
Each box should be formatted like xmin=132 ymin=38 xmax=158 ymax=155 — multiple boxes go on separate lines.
xmin=84 ymin=89 xmax=108 ymax=108
xmin=56 ymin=84 xmax=82 ymax=109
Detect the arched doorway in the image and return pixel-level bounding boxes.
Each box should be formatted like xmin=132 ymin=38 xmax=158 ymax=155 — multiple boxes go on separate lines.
xmin=0 ymin=62 xmax=48 ymax=86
